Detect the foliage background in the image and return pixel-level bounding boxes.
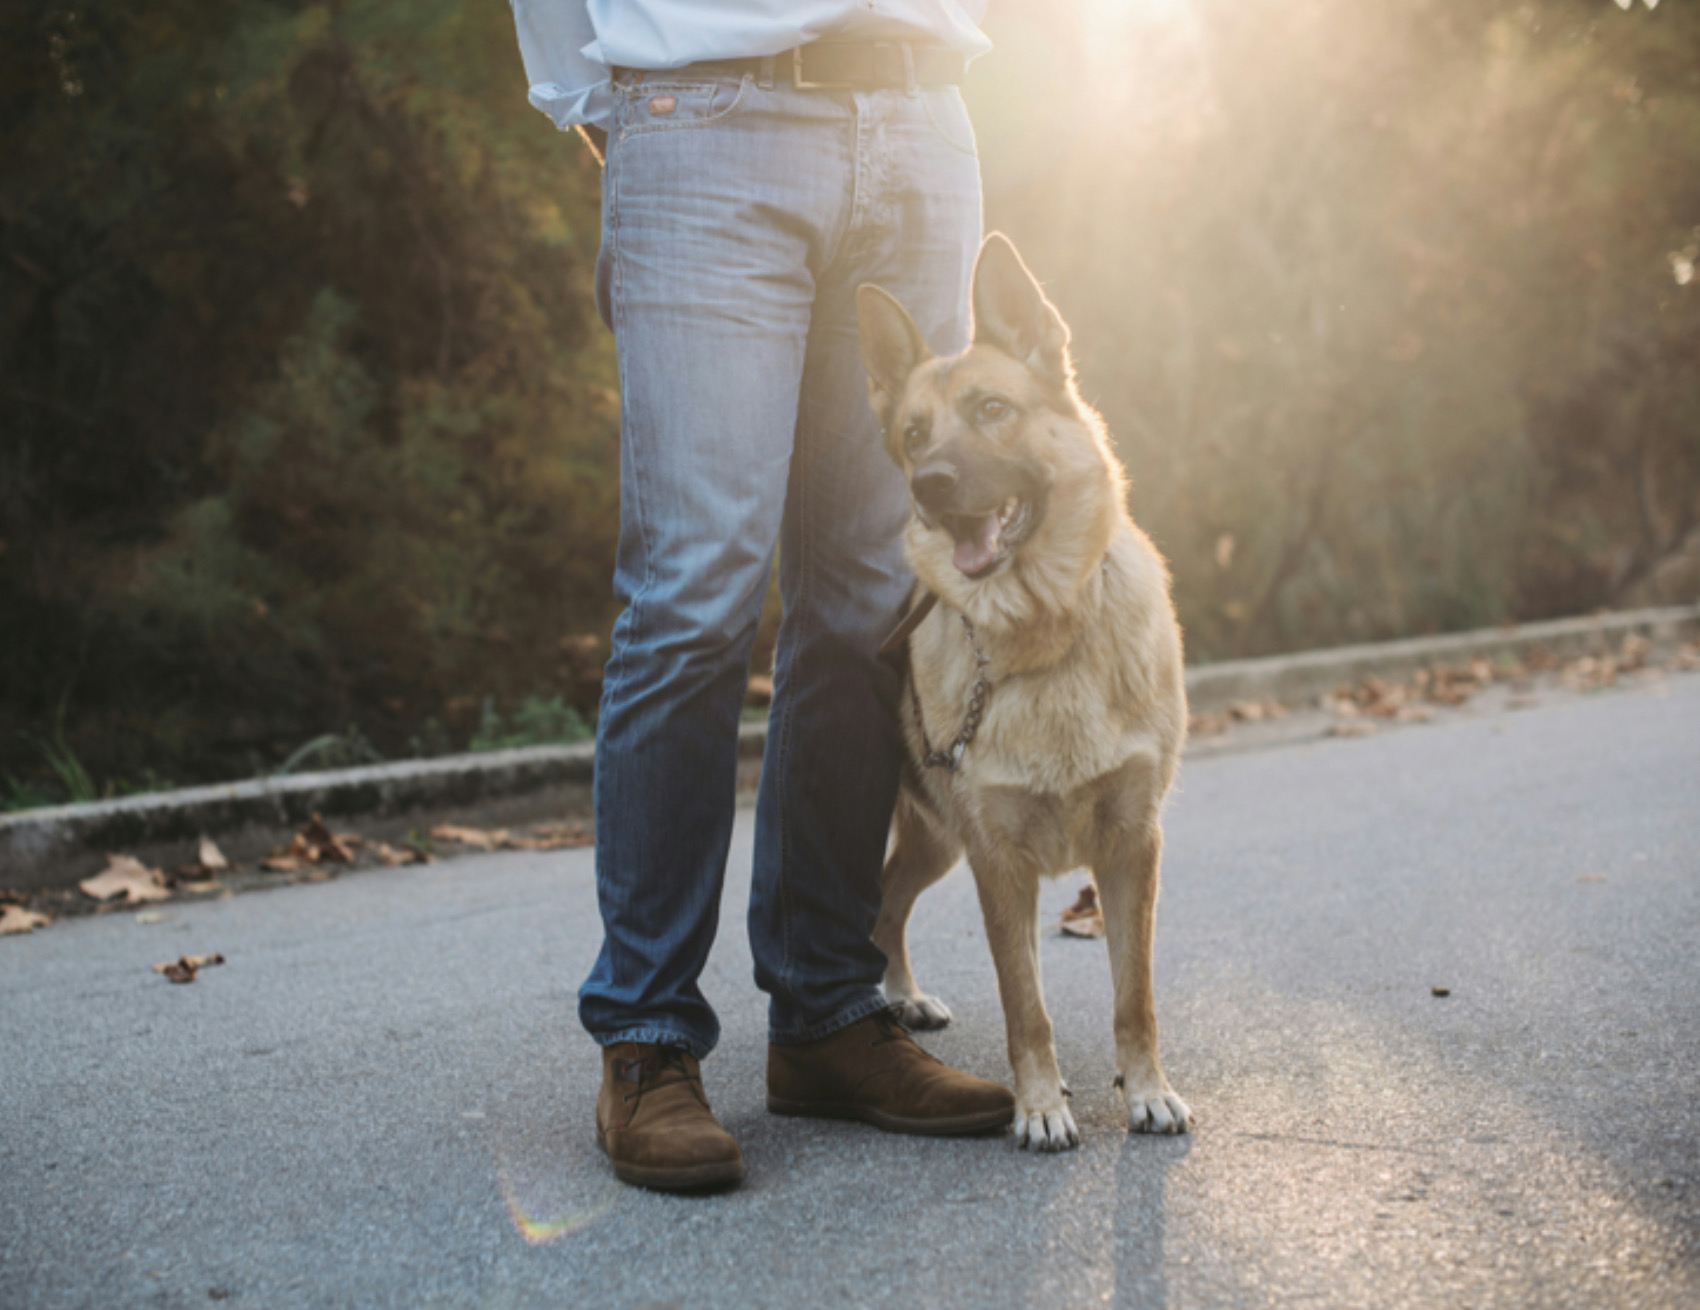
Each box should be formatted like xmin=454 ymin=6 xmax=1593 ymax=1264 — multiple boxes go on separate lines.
xmin=2 ymin=0 xmax=1697 ymax=803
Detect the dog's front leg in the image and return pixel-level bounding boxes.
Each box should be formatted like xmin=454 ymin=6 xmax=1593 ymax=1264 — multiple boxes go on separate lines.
xmin=874 ymin=804 xmax=961 ymax=1030
xmin=1095 ymin=820 xmax=1191 ymax=1135
xmin=970 ymin=853 xmax=1079 ymax=1151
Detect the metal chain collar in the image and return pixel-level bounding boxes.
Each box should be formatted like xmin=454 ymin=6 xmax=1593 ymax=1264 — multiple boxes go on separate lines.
xmin=910 ymin=613 xmax=993 ymax=772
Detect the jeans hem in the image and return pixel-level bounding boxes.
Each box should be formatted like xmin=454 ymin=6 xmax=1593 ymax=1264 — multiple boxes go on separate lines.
xmin=767 ymin=993 xmax=891 ymax=1046
xmin=591 ymin=1026 xmax=714 ymax=1061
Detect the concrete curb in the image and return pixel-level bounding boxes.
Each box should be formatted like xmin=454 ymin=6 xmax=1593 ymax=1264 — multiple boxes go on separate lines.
xmin=4 ymin=606 xmax=1695 ymax=892
xmin=1184 ymin=602 xmax=1700 ymax=713
xmin=1 ymin=724 xmax=766 ymax=894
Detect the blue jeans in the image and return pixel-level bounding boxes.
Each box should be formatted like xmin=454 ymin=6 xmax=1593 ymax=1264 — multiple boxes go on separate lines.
xmin=579 ymin=67 xmax=983 ymax=1057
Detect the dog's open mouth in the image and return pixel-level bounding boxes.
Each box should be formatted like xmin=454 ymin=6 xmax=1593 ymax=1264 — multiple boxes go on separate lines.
xmin=945 ymin=497 xmax=1033 ymax=579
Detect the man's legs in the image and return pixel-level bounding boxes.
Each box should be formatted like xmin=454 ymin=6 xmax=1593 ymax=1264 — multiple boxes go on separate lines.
xmin=581 ymin=74 xmax=999 ymax=1143
xmin=580 ymin=75 xmax=837 ymax=1058
xmin=750 ymin=85 xmax=984 ymax=1043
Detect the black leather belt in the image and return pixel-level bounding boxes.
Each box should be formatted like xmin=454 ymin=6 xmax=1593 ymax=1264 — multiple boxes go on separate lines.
xmin=621 ymin=42 xmax=968 ymax=90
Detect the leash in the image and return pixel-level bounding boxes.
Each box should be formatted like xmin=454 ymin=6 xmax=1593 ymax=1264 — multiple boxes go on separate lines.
xmin=877 ymin=590 xmax=938 ymax=658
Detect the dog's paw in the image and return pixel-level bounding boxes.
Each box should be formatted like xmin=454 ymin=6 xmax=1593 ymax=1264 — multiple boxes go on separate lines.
xmin=1119 ymin=1079 xmax=1191 ymax=1135
xmin=887 ymin=993 xmax=952 ymax=1031
xmin=1013 ymin=1102 xmax=1080 ymax=1152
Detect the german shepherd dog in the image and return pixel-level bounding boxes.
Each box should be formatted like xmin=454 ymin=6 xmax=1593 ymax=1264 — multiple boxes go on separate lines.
xmin=857 ymin=234 xmax=1191 ymax=1151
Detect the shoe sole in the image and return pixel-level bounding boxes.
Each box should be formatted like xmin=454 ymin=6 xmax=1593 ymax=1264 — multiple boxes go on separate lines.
xmin=765 ymin=1094 xmax=1014 ymax=1136
xmin=596 ymin=1131 xmax=745 ymax=1192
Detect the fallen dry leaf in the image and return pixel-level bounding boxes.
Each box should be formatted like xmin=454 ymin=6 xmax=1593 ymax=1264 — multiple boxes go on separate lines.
xmin=526 ymin=833 xmax=590 ymax=851
xmin=297 ymin=814 xmax=356 ymax=863
xmin=171 ymin=866 xmax=222 ymax=886
xmin=427 ymin=821 xmax=591 ymax=854
xmin=1059 ymin=883 xmax=1105 ymax=939
xmin=79 ymin=854 xmax=170 ymax=904
xmin=528 ymin=821 xmax=594 ymax=849
xmin=1560 ymin=655 xmax=1618 ymax=691
xmin=172 ymin=835 xmax=228 ymax=886
xmin=153 ymin=952 xmax=225 ymax=984
xmin=431 ymin=823 xmax=505 ymax=851
xmin=265 ymin=814 xmax=357 ymax=868
xmin=1327 ymin=720 xmax=1379 ymax=738
xmin=1424 ymin=667 xmax=1481 ymax=708
xmin=503 ymin=827 xmax=594 ymax=851
xmin=1190 ymin=700 xmax=1286 ymax=738
xmin=372 ymin=841 xmax=432 ymax=867
xmin=0 ymin=904 xmax=50 ymax=935
xmin=1360 ymin=675 xmax=1414 ymax=716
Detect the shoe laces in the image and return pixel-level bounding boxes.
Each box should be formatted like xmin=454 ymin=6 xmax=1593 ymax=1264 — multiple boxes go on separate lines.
xmin=870 ymin=1008 xmax=935 ymax=1059
xmin=619 ymin=1046 xmax=701 ymax=1105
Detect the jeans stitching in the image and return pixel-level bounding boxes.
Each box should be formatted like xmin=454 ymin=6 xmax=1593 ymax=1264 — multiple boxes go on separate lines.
xmin=814 ymin=95 xmax=861 ymax=279
xmin=771 ymin=483 xmax=802 ymax=1015
xmin=920 ymin=87 xmax=978 ymax=157
xmin=598 ymin=93 xmax=654 ymax=967
xmin=778 ymin=322 xmax=839 ymax=1017
xmin=769 ymin=992 xmax=890 ymax=1046
xmin=596 ymin=1026 xmax=712 ymax=1060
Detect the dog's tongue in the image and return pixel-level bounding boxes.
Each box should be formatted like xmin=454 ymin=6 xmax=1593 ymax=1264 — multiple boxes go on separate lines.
xmin=952 ymin=513 xmax=1002 ymax=576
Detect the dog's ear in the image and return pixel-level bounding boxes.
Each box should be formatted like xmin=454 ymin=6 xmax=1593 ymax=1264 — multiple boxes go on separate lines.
xmin=858 ymin=284 xmax=930 ymax=431
xmin=971 ymin=233 xmax=1072 ymax=387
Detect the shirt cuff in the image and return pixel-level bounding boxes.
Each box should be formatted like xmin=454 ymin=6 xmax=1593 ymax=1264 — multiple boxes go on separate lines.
xmin=527 ymin=78 xmax=613 ymax=132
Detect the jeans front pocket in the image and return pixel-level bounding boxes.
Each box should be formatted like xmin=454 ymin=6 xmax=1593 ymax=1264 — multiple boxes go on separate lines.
xmin=920 ymin=86 xmax=978 ymax=157
xmin=619 ymin=75 xmax=753 ymax=139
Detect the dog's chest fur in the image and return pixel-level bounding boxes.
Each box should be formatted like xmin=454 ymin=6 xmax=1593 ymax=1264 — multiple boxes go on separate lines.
xmin=903 ymin=531 xmax=1186 ymax=869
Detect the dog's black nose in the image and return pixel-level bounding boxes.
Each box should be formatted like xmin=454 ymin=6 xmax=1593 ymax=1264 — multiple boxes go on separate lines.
xmin=911 ymin=461 xmax=959 ymax=513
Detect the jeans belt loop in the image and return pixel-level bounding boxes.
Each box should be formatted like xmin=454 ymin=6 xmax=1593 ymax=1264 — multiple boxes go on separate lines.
xmin=901 ymin=43 xmax=917 ymax=96
xmin=758 ymin=54 xmax=775 ymax=91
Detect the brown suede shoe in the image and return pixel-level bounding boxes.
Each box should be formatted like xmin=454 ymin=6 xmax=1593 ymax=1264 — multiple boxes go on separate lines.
xmin=596 ymin=1043 xmax=745 ymax=1191
xmin=767 ymin=1010 xmax=1015 ymax=1135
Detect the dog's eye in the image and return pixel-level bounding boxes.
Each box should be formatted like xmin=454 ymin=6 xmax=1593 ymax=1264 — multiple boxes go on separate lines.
xmin=903 ymin=424 xmax=926 ymax=455
xmin=976 ymin=397 xmax=1010 ymax=423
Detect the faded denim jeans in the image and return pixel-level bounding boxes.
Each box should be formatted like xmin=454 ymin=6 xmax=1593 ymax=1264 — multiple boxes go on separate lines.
xmin=580 ymin=65 xmax=983 ymax=1056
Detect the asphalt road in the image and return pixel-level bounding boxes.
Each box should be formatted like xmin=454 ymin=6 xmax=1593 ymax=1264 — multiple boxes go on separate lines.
xmin=3 ymin=673 xmax=1697 ymax=1309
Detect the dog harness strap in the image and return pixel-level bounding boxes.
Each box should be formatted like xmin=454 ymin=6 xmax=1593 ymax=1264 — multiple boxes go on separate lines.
xmin=878 ymin=590 xmax=939 ymax=658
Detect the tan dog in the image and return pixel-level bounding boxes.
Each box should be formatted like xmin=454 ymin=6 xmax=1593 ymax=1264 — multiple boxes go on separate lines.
xmin=857 ymin=234 xmax=1192 ymax=1151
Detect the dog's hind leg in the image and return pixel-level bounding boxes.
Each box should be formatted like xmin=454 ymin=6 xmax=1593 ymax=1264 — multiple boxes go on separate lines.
xmin=874 ymin=800 xmax=961 ymax=1030
xmin=1094 ymin=815 xmax=1192 ymax=1135
xmin=970 ymin=853 xmax=1079 ymax=1151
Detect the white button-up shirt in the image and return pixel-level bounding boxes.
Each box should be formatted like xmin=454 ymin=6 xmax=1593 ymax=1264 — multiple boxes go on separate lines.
xmin=511 ymin=1 xmax=991 ymax=131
